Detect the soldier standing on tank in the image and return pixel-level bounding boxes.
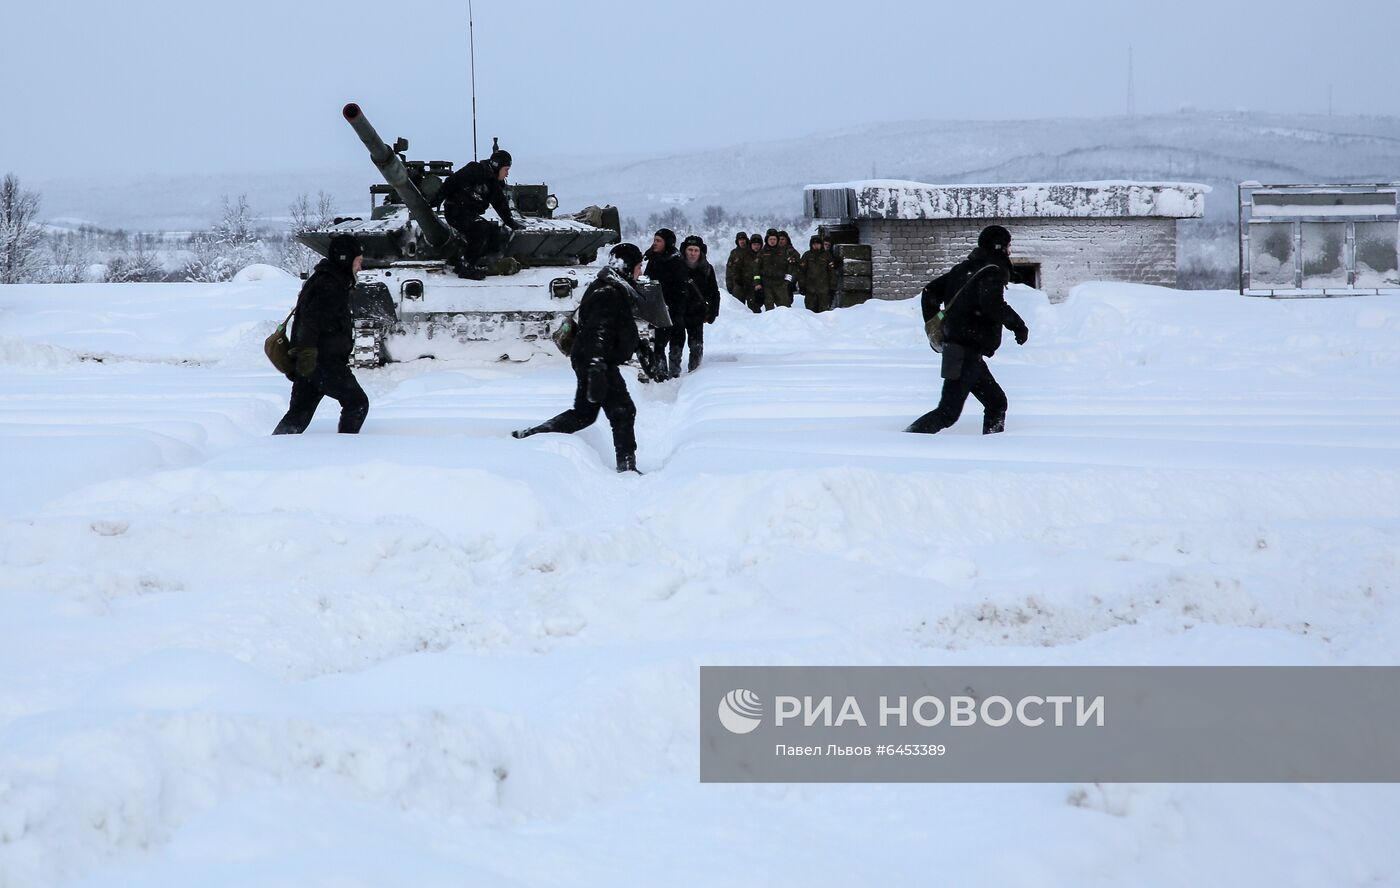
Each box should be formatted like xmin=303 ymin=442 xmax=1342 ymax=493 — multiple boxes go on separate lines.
xmin=273 ymin=234 xmax=371 ymax=436
xmin=643 ymin=228 xmax=690 ymax=379
xmin=677 ymin=234 xmax=720 ymax=372
xmin=754 ymin=228 xmax=796 ymax=309
xmin=511 ymin=243 xmax=647 ymax=473
xmin=432 ymin=147 xmax=525 ymax=278
xmin=799 ymin=235 xmax=837 ymax=313
xmin=725 ymin=232 xmax=749 ymax=299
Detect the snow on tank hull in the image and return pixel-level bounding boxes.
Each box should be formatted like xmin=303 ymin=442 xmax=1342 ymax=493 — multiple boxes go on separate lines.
xmin=349 ymin=261 xmax=590 ymax=366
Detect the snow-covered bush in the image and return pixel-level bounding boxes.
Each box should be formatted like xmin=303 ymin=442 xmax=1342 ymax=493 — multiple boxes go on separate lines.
xmin=183 ymin=194 xmax=266 ymax=283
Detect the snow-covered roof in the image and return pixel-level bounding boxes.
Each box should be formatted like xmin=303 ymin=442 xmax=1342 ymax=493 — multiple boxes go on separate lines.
xmin=804 ymin=180 xmax=1208 ymax=221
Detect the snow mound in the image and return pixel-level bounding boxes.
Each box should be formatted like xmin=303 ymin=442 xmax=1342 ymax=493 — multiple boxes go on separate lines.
xmin=232 ymin=264 xmax=297 ymax=283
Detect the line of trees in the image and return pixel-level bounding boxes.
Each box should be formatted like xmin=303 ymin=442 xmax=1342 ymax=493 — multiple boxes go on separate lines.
xmin=0 ymin=172 xmax=339 ymax=285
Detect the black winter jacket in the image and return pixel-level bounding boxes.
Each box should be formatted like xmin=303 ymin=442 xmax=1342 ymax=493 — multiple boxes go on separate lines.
xmin=683 ymin=257 xmax=721 ymax=322
xmin=435 ymin=161 xmax=519 ymax=227
xmin=643 ymin=247 xmax=692 ymax=323
xmin=920 ymin=247 xmax=1026 ymax=357
xmin=290 ymin=258 xmax=356 ymax=362
xmin=573 ymin=269 xmax=642 ymax=366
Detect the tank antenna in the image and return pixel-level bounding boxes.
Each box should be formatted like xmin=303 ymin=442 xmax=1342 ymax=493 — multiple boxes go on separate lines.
xmin=469 ymin=0 xmax=479 ymax=161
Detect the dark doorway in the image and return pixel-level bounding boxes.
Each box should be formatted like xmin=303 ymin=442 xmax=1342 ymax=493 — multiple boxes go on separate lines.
xmin=1011 ymin=262 xmax=1041 ymax=289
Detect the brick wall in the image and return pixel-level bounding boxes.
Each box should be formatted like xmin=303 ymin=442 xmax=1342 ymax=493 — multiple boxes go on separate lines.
xmin=857 ymin=217 xmax=1179 ymax=300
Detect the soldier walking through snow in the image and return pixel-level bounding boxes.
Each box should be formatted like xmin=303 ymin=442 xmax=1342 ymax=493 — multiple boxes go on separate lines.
xmin=643 ymin=227 xmax=691 ymax=379
xmin=725 ymin=232 xmax=749 ymax=298
xmin=272 ymin=234 xmax=371 ymax=435
xmin=677 ymin=234 xmax=720 ymax=372
xmin=511 ymin=243 xmax=648 ymax=473
xmin=905 ymin=225 xmax=1029 ymax=436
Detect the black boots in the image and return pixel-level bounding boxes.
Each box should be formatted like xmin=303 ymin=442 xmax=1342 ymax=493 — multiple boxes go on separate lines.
xmin=687 ymin=344 xmax=703 ymax=373
xmin=616 ymin=452 xmax=641 ymax=474
xmin=512 ymin=423 xmax=549 ymax=439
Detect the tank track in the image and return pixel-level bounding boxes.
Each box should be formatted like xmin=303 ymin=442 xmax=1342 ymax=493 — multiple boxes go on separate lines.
xmin=350 ymin=319 xmax=388 ymax=368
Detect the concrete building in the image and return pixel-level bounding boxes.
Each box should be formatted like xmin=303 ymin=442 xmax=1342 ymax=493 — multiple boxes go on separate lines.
xmin=804 ymin=180 xmax=1207 ymax=300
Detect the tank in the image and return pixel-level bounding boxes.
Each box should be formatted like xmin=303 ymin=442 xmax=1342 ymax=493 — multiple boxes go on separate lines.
xmin=295 ymin=103 xmax=623 ymax=366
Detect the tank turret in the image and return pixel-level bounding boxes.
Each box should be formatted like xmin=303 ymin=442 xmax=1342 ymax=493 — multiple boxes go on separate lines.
xmin=342 ymin=102 xmax=453 ymax=249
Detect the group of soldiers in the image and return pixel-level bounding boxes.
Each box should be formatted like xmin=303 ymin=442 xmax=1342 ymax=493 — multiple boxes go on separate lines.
xmin=725 ymin=229 xmax=842 ymax=313
xmin=270 ymin=136 xmax=1030 ymax=473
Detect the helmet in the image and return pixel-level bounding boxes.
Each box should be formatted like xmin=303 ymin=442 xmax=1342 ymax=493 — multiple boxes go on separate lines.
xmin=328 ymin=234 xmax=363 ymax=266
xmin=607 ymin=242 xmax=644 ymax=274
xmin=490 ymin=148 xmax=513 ymax=169
xmin=978 ymin=224 xmax=1012 ymax=251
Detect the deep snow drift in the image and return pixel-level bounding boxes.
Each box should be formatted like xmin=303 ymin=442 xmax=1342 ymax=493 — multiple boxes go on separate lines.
xmin=1 ymin=275 xmax=1398 ymax=887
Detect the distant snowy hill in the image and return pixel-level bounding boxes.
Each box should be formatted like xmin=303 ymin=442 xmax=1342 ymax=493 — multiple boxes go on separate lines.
xmin=32 ymin=111 xmax=1400 ymax=231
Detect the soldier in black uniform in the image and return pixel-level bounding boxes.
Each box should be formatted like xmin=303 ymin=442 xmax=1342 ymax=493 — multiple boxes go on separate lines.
xmin=511 ymin=243 xmax=647 ymax=473
xmin=906 ymin=225 xmax=1029 ymax=436
xmin=677 ymin=234 xmax=720 ymax=372
xmin=272 ymin=234 xmax=371 ymax=435
xmin=643 ymin=227 xmax=691 ymax=380
xmin=432 ymin=147 xmax=525 ymax=277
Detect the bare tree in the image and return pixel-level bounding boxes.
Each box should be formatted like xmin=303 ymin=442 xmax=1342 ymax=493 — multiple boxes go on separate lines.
xmin=0 ymin=173 xmax=44 ymax=284
xmin=278 ymin=190 xmax=338 ymax=275
xmin=184 ymin=193 xmax=265 ymax=282
xmin=702 ymin=205 xmax=726 ymax=227
xmin=44 ymin=231 xmax=93 ymax=283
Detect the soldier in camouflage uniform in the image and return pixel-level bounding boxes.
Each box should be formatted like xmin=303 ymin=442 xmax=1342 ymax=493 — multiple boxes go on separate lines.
xmin=725 ymin=232 xmax=749 ymax=299
xmin=778 ymin=231 xmax=801 ymax=289
xmin=822 ymin=235 xmax=845 ymax=307
xmin=799 ymin=235 xmax=838 ymax=313
xmin=754 ymin=228 xmax=796 ymax=310
xmin=739 ymin=233 xmax=764 ymax=312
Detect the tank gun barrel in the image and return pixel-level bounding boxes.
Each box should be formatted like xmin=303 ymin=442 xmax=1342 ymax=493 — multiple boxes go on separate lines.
xmin=342 ymin=103 xmax=452 ymax=249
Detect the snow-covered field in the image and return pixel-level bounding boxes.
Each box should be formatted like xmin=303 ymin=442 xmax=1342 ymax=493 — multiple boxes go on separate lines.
xmin=1 ymin=273 xmax=1398 ymax=887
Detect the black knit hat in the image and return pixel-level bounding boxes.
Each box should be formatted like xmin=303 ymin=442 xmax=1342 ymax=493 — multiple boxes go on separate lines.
xmin=490 ymin=148 xmax=512 ymax=169
xmin=653 ymin=228 xmax=677 ymax=251
xmin=328 ymin=234 xmax=363 ymax=266
xmin=978 ymin=224 xmax=1012 ymax=251
xmin=608 ymin=242 xmax=644 ymax=273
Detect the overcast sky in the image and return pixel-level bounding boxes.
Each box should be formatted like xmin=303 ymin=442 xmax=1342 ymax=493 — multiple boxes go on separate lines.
xmin=4 ymin=0 xmax=1398 ymax=181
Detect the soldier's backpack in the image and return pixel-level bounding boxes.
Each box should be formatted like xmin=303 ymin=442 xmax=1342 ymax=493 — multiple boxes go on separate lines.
xmin=924 ymin=264 xmax=1000 ymax=353
xmin=552 ymin=311 xmax=578 ymax=357
xmin=264 ymin=306 xmax=297 ymax=376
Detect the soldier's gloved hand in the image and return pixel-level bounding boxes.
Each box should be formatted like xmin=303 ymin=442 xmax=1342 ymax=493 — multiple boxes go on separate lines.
xmin=294 ymin=346 xmax=319 ymax=378
xmin=1014 ymin=325 xmax=1029 ymax=346
xmin=585 ymin=358 xmax=608 ymax=404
